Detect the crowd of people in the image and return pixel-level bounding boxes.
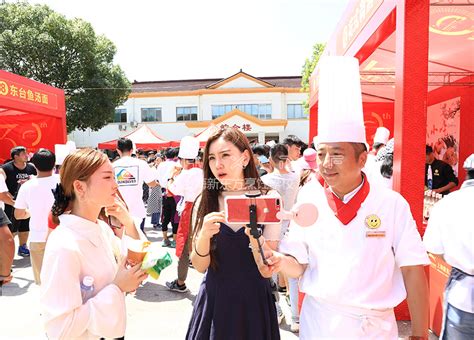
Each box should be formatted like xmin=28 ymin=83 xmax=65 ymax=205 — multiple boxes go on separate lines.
xmin=0 ymin=56 xmax=472 ymax=340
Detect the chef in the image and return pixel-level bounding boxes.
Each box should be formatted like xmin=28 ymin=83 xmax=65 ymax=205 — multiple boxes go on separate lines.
xmin=423 ymin=153 xmax=474 ymax=340
xmin=165 ymin=136 xmax=204 ymax=293
xmin=364 ymin=127 xmax=391 ymax=188
xmin=267 ymin=56 xmax=430 ymax=339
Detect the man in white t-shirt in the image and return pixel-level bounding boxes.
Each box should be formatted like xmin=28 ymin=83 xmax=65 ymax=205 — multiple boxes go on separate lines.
xmin=166 ymin=136 xmax=203 ymax=293
xmin=423 ymin=154 xmax=474 ymax=339
xmin=283 ymin=135 xmax=303 ymax=176
xmin=156 ymin=148 xmax=179 ymax=188
xmin=14 ymin=149 xmax=59 ymax=285
xmin=113 ymin=138 xmax=157 ymax=232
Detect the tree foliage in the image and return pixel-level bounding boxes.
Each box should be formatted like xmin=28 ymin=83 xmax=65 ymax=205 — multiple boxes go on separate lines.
xmin=0 ymin=3 xmax=131 ymax=132
xmin=301 ymin=42 xmax=325 ymax=114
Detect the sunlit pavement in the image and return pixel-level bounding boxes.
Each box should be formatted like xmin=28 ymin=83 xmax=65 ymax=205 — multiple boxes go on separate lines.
xmin=0 ymin=218 xmax=437 ymax=339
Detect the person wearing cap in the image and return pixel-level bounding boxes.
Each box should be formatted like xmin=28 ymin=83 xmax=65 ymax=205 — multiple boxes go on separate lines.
xmin=365 ymin=128 xmax=391 ymax=188
xmin=423 ymin=154 xmax=474 ymax=339
xmin=166 ymin=136 xmax=204 ymax=293
xmin=426 ymin=145 xmax=458 ymax=195
xmin=261 ymin=143 xmax=301 ymax=330
xmin=298 ymin=148 xmax=318 ymax=187
xmin=1 ymin=146 xmax=37 ymax=257
xmin=266 ymin=56 xmax=430 ymax=339
xmin=371 ymin=127 xmax=390 ymax=156
xmin=113 ymin=138 xmax=158 ymax=233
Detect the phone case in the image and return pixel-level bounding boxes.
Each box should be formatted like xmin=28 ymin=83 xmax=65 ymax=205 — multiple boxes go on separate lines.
xmin=225 ymin=196 xmax=281 ymax=224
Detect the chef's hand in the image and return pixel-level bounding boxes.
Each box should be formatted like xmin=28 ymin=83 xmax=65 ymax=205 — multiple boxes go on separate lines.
xmin=199 ymin=211 xmax=225 ymax=239
xmin=113 ymin=258 xmax=148 ymax=293
xmin=264 ymin=250 xmax=284 ymax=274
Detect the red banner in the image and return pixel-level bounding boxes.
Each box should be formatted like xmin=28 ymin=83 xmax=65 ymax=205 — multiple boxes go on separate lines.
xmin=0 ymin=112 xmax=64 ymax=164
xmin=0 ymin=70 xmax=65 ymax=119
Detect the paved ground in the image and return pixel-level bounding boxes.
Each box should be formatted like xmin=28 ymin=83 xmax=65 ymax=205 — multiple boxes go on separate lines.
xmin=0 ymin=219 xmax=438 ymax=339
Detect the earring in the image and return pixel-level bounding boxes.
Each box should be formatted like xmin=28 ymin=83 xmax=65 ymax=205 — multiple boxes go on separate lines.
xmin=242 ymin=164 xmax=246 ymax=169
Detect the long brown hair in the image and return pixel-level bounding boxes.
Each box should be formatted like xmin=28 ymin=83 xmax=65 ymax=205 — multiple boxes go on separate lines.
xmin=193 ymin=128 xmax=267 ymax=268
xmin=51 ymin=148 xmax=109 ymax=224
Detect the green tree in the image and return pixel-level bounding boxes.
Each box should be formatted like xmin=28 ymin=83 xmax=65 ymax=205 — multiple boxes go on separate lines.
xmin=301 ymin=42 xmax=325 ymax=114
xmin=0 ymin=3 xmax=131 ymax=132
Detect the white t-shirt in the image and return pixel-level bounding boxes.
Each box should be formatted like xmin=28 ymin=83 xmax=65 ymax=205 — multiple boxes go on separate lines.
xmin=14 ymin=175 xmax=59 ymax=242
xmin=0 ymin=173 xmax=8 ymax=210
xmin=280 ymin=179 xmax=430 ymax=310
xmin=169 ymin=167 xmax=203 ymax=203
xmin=261 ymin=171 xmax=300 ymax=238
xmin=423 ymin=180 xmax=474 ymax=313
xmin=113 ymin=156 xmax=156 ymax=219
xmin=156 ymin=160 xmax=179 ymax=188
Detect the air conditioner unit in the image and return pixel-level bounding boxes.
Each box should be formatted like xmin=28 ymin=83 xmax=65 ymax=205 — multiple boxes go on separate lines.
xmin=130 ymin=121 xmax=138 ymax=128
xmin=118 ymin=124 xmax=127 ymax=131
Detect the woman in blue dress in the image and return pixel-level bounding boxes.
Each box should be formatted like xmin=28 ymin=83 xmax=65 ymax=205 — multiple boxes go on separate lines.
xmin=187 ymin=127 xmax=281 ymax=340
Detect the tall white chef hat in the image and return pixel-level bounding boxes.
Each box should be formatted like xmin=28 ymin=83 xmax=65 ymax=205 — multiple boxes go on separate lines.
xmin=178 ymin=136 xmax=200 ymax=159
xmin=463 ymin=153 xmax=474 ymax=170
xmin=317 ymin=56 xmax=367 ymax=147
xmin=373 ymin=127 xmax=390 ymax=145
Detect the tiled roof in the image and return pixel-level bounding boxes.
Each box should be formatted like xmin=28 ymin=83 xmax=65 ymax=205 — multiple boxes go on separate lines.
xmin=131 ymin=76 xmax=302 ymax=93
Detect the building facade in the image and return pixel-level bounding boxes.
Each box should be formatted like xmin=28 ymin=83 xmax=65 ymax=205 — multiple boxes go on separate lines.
xmin=69 ymin=71 xmax=309 ymax=148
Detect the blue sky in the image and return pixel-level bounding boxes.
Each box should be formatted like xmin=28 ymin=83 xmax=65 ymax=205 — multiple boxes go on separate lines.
xmin=29 ymin=0 xmax=351 ymax=81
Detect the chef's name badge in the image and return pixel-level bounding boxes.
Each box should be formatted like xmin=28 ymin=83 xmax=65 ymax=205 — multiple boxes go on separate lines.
xmin=365 ymin=214 xmax=385 ymax=237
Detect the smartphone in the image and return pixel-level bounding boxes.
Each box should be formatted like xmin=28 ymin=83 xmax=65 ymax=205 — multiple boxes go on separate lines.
xmin=224 ymin=195 xmax=281 ymax=224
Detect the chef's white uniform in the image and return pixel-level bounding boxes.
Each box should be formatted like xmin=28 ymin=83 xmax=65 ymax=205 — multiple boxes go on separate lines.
xmin=280 ymin=178 xmax=430 ymax=339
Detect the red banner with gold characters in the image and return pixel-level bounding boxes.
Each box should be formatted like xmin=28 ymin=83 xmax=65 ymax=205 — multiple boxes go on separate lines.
xmin=0 ymin=70 xmax=65 ymax=118
xmin=0 ymin=112 xmax=65 ymax=164
xmin=0 ymin=70 xmax=66 ymax=163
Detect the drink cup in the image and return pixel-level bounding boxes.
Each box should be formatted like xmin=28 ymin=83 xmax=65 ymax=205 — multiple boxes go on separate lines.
xmin=127 ymin=239 xmax=151 ymax=265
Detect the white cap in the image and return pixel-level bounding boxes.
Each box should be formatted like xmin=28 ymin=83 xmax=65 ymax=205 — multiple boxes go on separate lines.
xmin=178 ymin=136 xmax=199 ymax=159
xmin=55 ymin=143 xmax=74 ymax=165
xmin=373 ymin=127 xmax=390 ymax=145
xmin=317 ymin=56 xmax=367 ymax=146
xmin=266 ymin=140 xmax=276 ymax=148
xmin=463 ymin=153 xmax=474 ymax=170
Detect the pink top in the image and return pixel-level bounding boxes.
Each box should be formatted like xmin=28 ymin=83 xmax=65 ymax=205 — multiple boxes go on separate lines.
xmin=40 ymin=214 xmax=126 ymax=339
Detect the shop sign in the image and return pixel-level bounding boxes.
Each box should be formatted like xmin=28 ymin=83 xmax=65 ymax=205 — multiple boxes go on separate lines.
xmin=219 ymin=123 xmax=253 ymax=132
xmin=337 ymin=0 xmax=383 ymax=55
xmin=0 ymin=76 xmax=58 ymax=109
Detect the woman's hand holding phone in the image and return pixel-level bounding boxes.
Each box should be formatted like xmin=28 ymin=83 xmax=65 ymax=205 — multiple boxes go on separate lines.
xmin=199 ymin=211 xmax=225 ymax=239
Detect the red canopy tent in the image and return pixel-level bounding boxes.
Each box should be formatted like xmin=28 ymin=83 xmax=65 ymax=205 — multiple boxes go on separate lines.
xmin=308 ymin=0 xmax=473 ymax=333
xmin=194 ymin=124 xmax=219 ymax=147
xmin=0 ymin=70 xmax=67 ymax=164
xmin=98 ymin=125 xmax=178 ymax=150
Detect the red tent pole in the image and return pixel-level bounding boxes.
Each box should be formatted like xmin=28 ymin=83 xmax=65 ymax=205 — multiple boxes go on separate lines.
xmin=393 ymin=0 xmax=429 ymax=231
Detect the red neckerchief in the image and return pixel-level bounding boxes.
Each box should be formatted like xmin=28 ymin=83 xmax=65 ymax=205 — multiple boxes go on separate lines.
xmin=316 ymin=172 xmax=370 ymax=225
xmin=184 ymin=163 xmax=201 ymax=170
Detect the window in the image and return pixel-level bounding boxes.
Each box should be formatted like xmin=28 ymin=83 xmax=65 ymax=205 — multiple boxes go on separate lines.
xmin=114 ymin=108 xmax=127 ymax=123
xmin=211 ymin=104 xmax=272 ymax=119
xmin=287 ymin=104 xmax=305 ymax=119
xmin=176 ymin=106 xmax=198 ymax=121
xmin=141 ymin=108 xmax=162 ymax=122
